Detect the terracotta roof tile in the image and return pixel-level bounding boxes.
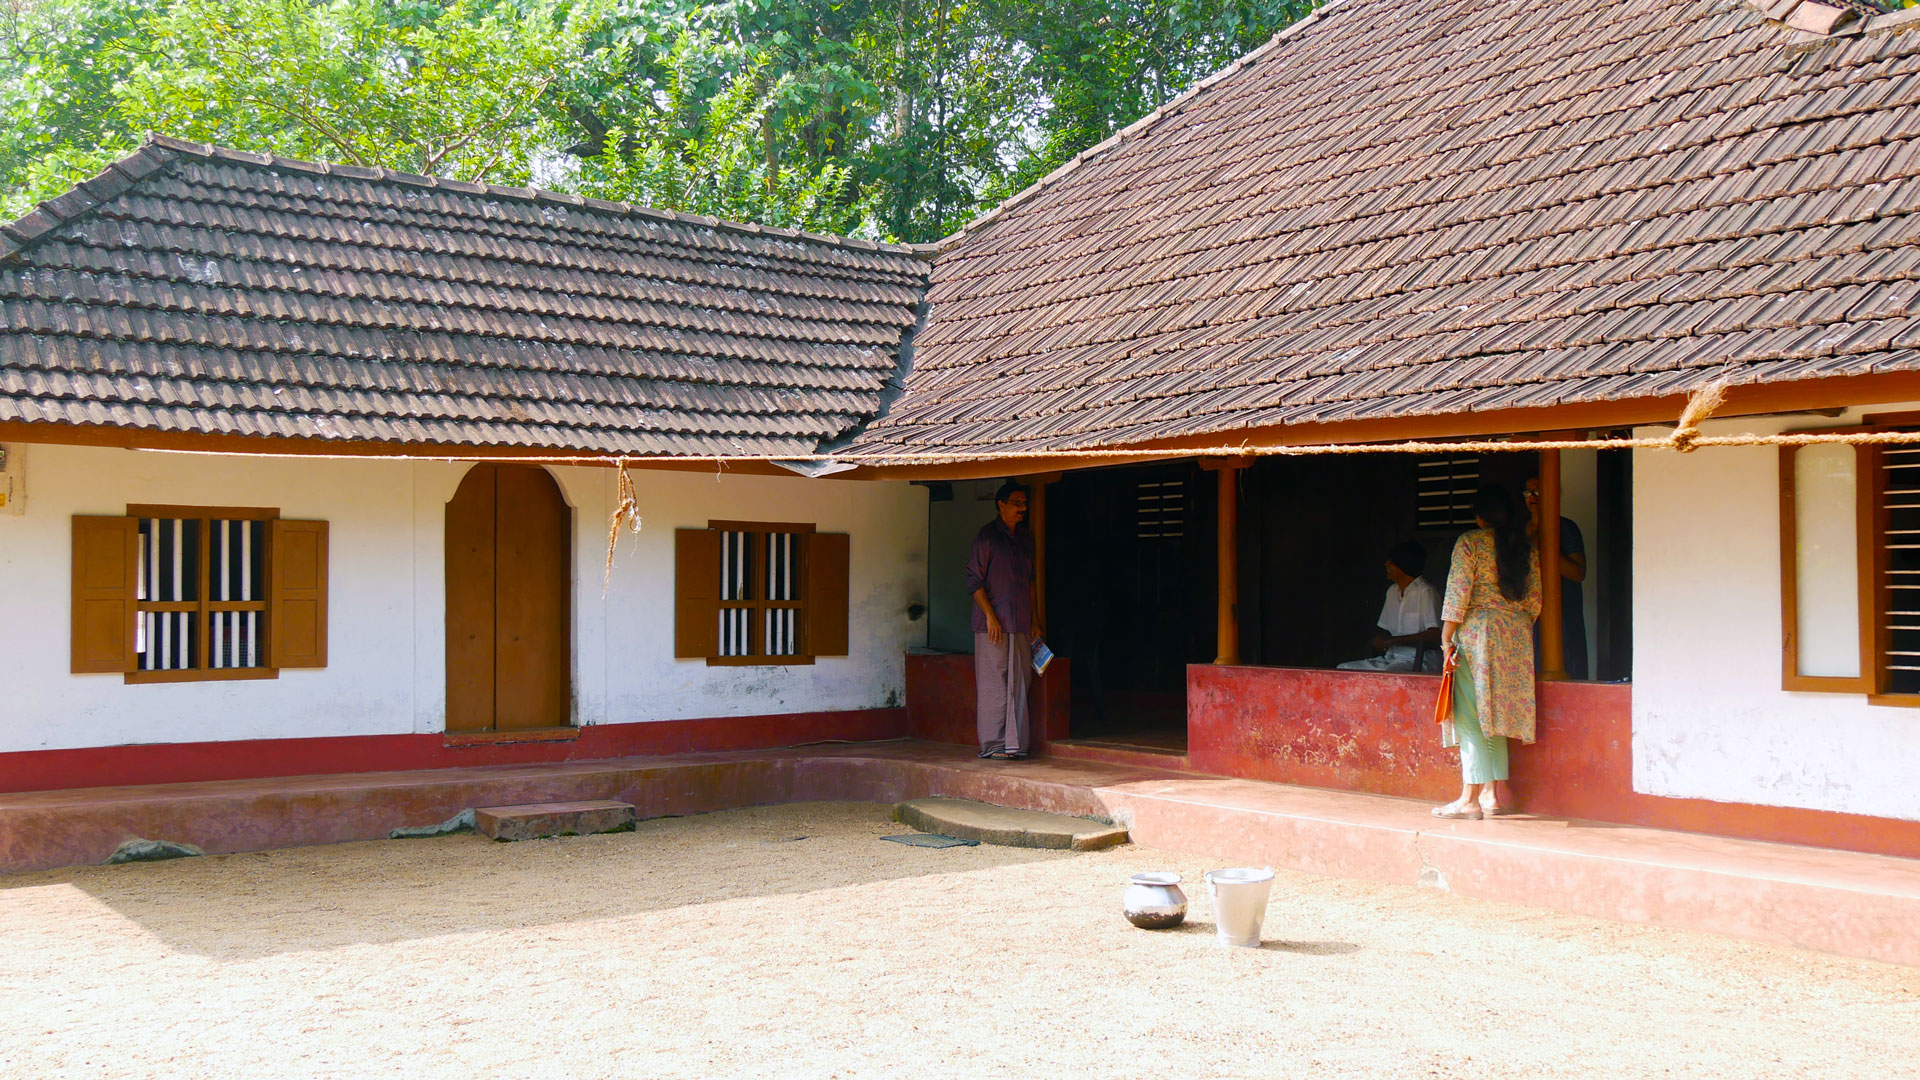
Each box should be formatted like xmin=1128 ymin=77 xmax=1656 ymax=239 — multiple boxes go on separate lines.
xmin=854 ymin=0 xmax=1920 ymax=455
xmin=0 ymin=139 xmax=927 ymax=455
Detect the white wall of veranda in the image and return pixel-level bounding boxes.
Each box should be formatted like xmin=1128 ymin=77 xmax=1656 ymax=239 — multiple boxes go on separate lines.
xmin=1632 ymin=403 xmax=1920 ymax=822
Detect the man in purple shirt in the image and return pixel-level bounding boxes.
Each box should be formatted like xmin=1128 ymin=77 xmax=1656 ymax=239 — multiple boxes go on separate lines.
xmin=967 ymin=480 xmax=1041 ymax=759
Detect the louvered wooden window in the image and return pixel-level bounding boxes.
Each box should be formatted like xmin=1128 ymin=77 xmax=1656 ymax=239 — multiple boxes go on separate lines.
xmin=674 ymin=521 xmax=850 ymax=665
xmin=1777 ymin=419 xmax=1920 ymax=703
xmin=1416 ymin=455 xmax=1481 ymax=528
xmin=1868 ymin=441 xmax=1920 ymax=700
xmin=1135 ymin=479 xmax=1186 ymax=539
xmin=71 ymin=505 xmax=328 ymax=682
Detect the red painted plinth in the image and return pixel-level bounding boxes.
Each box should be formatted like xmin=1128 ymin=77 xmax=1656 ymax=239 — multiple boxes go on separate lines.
xmin=0 ymin=709 xmax=907 ymax=795
xmin=904 ymin=652 xmax=1069 ymax=749
xmin=1188 ymin=665 xmax=1920 ymax=860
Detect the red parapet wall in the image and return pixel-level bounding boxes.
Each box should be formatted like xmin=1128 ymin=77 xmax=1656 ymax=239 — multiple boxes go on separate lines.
xmin=1188 ymin=666 xmax=1462 ymax=801
xmin=1187 ymin=664 xmax=1920 ymax=860
xmin=0 ymin=708 xmax=908 ymax=794
xmin=904 ymin=652 xmax=1069 ymax=748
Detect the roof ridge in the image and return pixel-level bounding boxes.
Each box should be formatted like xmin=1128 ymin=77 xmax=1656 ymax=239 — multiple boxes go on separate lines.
xmin=925 ymin=0 xmax=1360 ymax=254
xmin=3 ymin=135 xmax=928 ymax=266
xmin=144 ymin=135 xmax=929 ymax=261
xmin=0 ymin=140 xmax=185 ymax=264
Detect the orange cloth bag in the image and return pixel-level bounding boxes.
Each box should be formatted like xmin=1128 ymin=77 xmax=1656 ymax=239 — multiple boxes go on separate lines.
xmin=1433 ymin=647 xmax=1456 ymax=726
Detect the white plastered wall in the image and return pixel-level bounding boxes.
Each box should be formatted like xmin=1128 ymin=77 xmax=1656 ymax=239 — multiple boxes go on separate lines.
xmin=1632 ymin=404 xmax=1920 ymax=821
xmin=599 ymin=466 xmax=928 ymax=721
xmin=0 ymin=444 xmax=926 ymax=754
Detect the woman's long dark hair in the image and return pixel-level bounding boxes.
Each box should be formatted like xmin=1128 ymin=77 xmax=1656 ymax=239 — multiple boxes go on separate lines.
xmin=1473 ymin=484 xmax=1532 ymax=602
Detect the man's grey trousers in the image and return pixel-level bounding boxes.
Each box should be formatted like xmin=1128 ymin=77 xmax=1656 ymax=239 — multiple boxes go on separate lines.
xmin=974 ymin=631 xmax=1032 ymax=754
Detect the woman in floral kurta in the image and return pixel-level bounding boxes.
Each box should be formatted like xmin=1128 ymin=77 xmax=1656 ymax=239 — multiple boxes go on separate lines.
xmin=1436 ymin=486 xmax=1542 ymax=819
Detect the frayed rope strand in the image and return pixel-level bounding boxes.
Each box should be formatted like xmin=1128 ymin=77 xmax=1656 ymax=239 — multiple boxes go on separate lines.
xmin=603 ymin=459 xmax=642 ymax=594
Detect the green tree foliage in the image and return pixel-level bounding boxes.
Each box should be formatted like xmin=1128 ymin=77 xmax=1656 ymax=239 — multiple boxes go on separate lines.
xmin=2 ymin=0 xmax=1315 ymax=239
xmin=2 ymin=0 xmax=169 ymax=207
xmin=575 ymin=26 xmax=874 ymax=234
xmin=120 ymin=0 xmax=592 ymax=180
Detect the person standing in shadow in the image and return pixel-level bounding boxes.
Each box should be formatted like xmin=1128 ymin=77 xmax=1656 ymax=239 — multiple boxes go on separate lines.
xmin=967 ymin=480 xmax=1040 ymax=760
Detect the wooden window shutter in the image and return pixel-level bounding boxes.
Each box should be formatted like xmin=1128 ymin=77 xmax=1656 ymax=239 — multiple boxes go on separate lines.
xmin=806 ymin=532 xmax=850 ymax=657
xmin=71 ymin=515 xmax=138 ymax=673
xmin=269 ymin=519 xmax=329 ymax=668
xmin=675 ymin=528 xmax=722 ymax=658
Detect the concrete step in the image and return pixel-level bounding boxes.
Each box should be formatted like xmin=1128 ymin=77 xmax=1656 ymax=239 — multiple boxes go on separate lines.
xmin=473 ymin=799 xmax=634 ymax=841
xmin=894 ymin=796 xmax=1128 ymax=851
xmin=1045 ymin=739 xmax=1194 ymax=772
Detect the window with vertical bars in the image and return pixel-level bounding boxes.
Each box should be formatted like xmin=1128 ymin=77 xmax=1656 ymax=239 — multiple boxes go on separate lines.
xmin=1416 ymin=455 xmax=1481 ymax=528
xmin=131 ymin=507 xmax=272 ymax=676
xmin=716 ymin=526 xmax=807 ymax=660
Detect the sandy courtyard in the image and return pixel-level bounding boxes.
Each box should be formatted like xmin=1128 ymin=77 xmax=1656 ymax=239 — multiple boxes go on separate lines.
xmin=0 ymin=801 xmax=1914 ymax=1079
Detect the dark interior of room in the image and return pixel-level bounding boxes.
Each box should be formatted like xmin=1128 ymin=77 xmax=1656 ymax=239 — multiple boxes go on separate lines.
xmin=1036 ymin=448 xmax=1633 ymax=751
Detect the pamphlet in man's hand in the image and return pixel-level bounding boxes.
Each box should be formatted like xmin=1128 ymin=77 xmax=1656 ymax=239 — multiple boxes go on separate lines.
xmin=1031 ymin=637 xmax=1054 ymax=677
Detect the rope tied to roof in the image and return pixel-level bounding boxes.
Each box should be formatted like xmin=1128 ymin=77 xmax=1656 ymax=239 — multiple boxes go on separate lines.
xmin=1667 ymin=378 xmax=1730 ymax=453
xmin=603 ymin=459 xmax=643 ymax=593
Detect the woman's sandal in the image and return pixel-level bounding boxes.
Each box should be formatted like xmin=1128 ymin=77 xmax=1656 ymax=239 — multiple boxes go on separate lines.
xmin=1478 ymin=792 xmax=1518 ymax=816
xmin=1431 ymin=800 xmax=1484 ymax=820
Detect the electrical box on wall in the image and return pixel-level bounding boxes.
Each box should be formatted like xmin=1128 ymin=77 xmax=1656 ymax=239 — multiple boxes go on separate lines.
xmin=0 ymin=444 xmax=23 ymax=515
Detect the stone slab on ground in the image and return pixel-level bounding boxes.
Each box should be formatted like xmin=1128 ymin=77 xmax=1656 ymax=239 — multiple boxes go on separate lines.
xmin=473 ymin=800 xmax=634 ymax=841
xmin=894 ymin=796 xmax=1128 ymax=850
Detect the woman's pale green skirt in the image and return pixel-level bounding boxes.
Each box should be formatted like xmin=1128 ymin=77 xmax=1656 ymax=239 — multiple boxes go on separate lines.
xmin=1451 ymin=664 xmax=1509 ymax=784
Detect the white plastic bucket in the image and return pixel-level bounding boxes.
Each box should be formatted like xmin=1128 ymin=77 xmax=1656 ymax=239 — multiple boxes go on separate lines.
xmin=1205 ymin=867 xmax=1275 ymax=947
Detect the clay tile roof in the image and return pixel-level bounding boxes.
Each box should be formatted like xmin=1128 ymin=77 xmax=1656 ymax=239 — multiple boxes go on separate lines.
xmin=0 ymin=136 xmax=929 ymax=456
xmin=849 ymin=0 xmax=1920 ymax=457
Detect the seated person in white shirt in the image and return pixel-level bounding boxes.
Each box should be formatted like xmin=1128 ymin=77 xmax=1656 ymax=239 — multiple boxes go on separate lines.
xmin=1336 ymin=541 xmax=1442 ymax=673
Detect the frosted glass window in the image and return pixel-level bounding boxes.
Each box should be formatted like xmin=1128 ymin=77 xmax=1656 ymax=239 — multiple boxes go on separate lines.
xmin=1794 ymin=443 xmax=1861 ymax=679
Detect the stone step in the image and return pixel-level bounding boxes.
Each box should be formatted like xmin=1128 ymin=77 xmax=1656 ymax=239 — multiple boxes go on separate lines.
xmin=894 ymin=796 xmax=1128 ymax=851
xmin=473 ymin=800 xmax=635 ymax=841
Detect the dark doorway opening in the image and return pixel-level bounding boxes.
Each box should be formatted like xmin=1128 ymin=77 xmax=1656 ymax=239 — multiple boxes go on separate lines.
xmin=1046 ymin=461 xmax=1216 ymax=751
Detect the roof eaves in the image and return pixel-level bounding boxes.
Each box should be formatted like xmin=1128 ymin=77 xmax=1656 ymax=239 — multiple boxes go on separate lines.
xmin=924 ymin=0 xmax=1361 ymax=255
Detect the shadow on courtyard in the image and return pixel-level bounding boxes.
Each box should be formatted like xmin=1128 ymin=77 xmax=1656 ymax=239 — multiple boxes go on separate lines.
xmin=1151 ymin=920 xmax=1360 ymax=954
xmin=2 ymin=803 xmax=1075 ymax=960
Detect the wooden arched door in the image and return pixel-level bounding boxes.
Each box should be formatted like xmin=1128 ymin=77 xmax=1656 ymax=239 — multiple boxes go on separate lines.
xmin=446 ymin=464 xmax=572 ymax=733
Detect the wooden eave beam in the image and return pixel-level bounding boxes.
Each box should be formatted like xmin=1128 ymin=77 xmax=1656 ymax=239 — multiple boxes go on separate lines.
xmin=0 ymin=420 xmax=805 ymax=477
xmin=11 ymin=369 xmax=1920 ymax=480
xmin=851 ymin=370 xmax=1920 ymax=481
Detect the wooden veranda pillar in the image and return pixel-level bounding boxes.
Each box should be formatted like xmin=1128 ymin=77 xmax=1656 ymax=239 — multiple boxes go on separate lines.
xmin=1025 ymin=473 xmax=1060 ymax=630
xmin=1204 ymin=458 xmax=1249 ymax=665
xmin=1538 ymin=446 xmax=1568 ymax=681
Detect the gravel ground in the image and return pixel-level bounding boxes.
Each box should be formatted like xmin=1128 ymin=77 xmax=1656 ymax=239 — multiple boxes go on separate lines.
xmin=0 ymin=801 xmax=1914 ymax=1080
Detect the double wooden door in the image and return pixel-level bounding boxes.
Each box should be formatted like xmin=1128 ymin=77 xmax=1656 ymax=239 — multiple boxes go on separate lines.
xmin=446 ymin=464 xmax=571 ymax=733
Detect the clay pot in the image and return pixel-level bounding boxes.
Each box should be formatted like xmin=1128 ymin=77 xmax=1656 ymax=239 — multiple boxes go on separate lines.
xmin=1123 ymin=872 xmax=1188 ymax=929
